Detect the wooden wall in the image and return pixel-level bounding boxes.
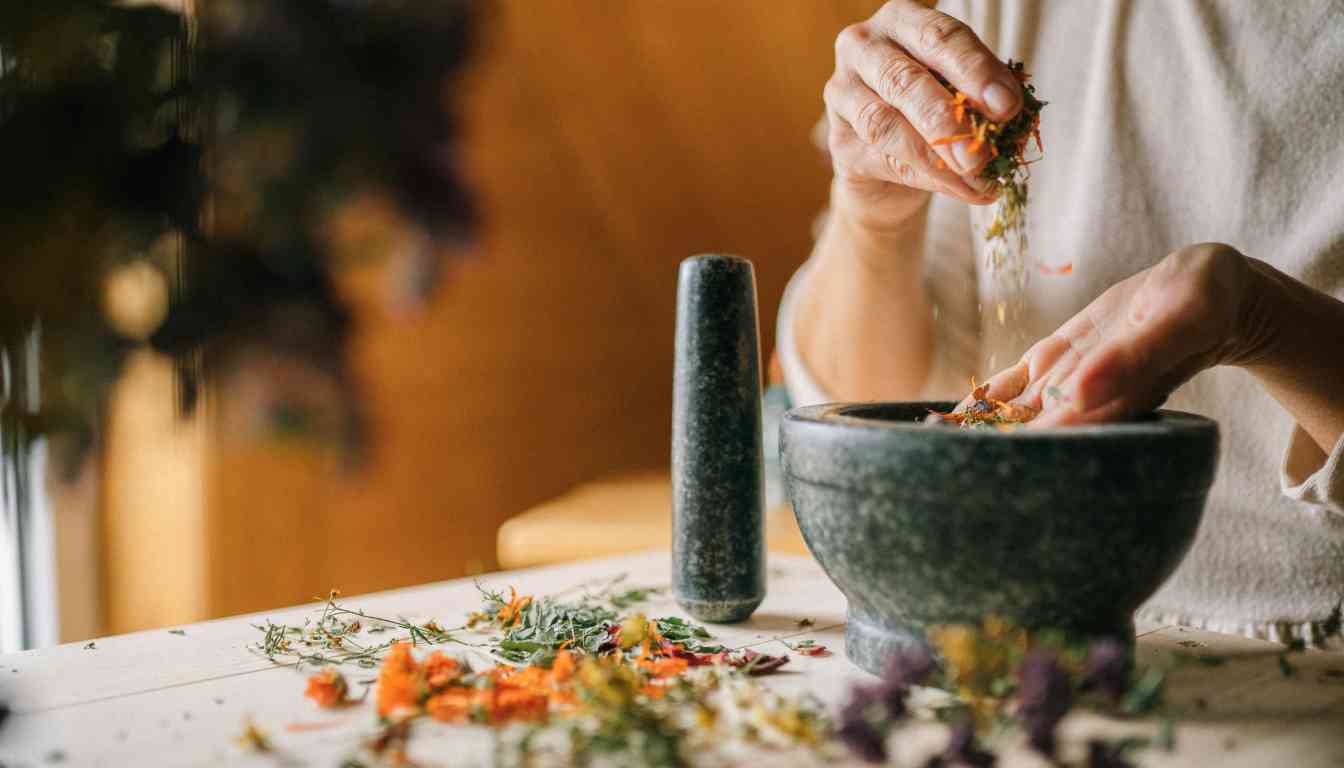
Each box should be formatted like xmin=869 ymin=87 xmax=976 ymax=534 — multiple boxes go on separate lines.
xmin=105 ymin=0 xmax=883 ymax=631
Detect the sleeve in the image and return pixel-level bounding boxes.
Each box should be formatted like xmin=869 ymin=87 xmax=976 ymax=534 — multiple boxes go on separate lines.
xmin=1280 ymin=417 xmax=1344 ymax=517
xmin=775 ymin=193 xmax=981 ymax=408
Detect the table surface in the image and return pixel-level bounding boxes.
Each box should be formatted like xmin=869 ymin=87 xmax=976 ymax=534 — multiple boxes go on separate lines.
xmin=2 ymin=551 xmax=1343 ymax=767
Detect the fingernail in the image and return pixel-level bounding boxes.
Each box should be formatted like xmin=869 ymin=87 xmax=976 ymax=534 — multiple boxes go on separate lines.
xmin=983 ymin=80 xmax=1018 ymax=118
xmin=962 ymin=172 xmax=995 ymax=196
xmin=951 ymin=141 xmax=980 ymax=174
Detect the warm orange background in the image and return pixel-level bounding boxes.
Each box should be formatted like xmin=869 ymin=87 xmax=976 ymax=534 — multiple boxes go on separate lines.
xmin=101 ymin=0 xmax=883 ymax=633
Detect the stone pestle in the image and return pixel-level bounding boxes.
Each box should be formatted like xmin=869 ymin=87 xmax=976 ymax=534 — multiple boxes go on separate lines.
xmin=671 ymin=254 xmax=765 ymax=623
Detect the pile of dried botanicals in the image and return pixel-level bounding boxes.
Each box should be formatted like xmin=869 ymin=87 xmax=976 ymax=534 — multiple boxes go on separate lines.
xmin=926 ymin=380 xmax=1039 ymax=429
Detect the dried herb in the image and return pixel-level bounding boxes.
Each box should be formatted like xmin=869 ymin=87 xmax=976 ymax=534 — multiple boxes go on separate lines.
xmin=1278 ymin=637 xmax=1306 ymax=678
xmin=305 ymin=668 xmax=351 ymax=708
xmin=924 ymin=718 xmax=996 ymax=767
xmin=837 ymin=645 xmax=934 ymax=763
xmin=1086 ymin=737 xmax=1144 ymax=768
xmin=836 ymin=620 xmax=1179 ymax=767
xmin=289 ymin=581 xmax=837 ymax=767
xmin=783 ymin=639 xmax=832 ymax=657
xmin=1121 ymin=668 xmax=1166 ymax=715
xmin=1081 ymin=638 xmax=1131 ymax=703
xmin=927 ymin=380 xmax=1038 ymax=429
xmin=251 ymin=591 xmax=460 ymax=669
xmin=608 ymin=586 xmax=666 ymax=610
xmin=1018 ymin=650 xmax=1072 ymax=757
xmin=236 ymin=718 xmax=272 ymax=753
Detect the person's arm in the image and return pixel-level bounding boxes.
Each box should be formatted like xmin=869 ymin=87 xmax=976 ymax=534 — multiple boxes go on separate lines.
xmin=794 ymin=0 xmax=1019 ymax=400
xmin=792 ymin=189 xmax=932 ymax=400
xmin=1238 ymin=258 xmax=1344 ymax=456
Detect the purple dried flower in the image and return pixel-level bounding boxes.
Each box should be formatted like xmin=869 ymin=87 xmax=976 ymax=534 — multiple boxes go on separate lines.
xmin=924 ymin=719 xmax=996 ymax=768
xmin=1082 ymin=637 xmax=1131 ymax=703
xmin=837 ymin=687 xmax=891 ymax=763
xmin=838 ymin=647 xmax=935 ymax=763
xmin=883 ymin=644 xmax=936 ymax=689
xmin=1018 ymin=649 xmax=1073 ymax=758
xmin=1086 ymin=739 xmax=1136 ymax=768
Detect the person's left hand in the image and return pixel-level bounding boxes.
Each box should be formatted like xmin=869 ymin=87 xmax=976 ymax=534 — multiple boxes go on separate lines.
xmin=965 ymin=243 xmax=1269 ymax=426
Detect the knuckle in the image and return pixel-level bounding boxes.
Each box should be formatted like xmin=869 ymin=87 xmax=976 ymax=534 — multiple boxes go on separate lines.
xmin=913 ymin=90 xmax=954 ymax=131
xmin=917 ymin=13 xmax=972 ymax=55
xmin=835 ymin=23 xmax=869 ymax=56
xmin=882 ymin=153 xmax=919 ymax=186
xmin=876 ymin=53 xmax=926 ymax=105
xmin=855 ymin=99 xmax=897 ymax=145
xmin=952 ymin=47 xmax=997 ymax=88
xmin=822 ymin=78 xmax=842 ymax=109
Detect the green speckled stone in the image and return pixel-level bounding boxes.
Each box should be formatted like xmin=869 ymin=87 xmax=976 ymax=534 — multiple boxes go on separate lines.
xmin=781 ymin=402 xmax=1219 ymax=673
xmin=671 ymin=255 xmax=765 ymax=623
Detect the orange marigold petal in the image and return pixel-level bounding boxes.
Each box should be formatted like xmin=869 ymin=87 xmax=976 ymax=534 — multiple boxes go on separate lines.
xmin=304 ymin=668 xmax=349 ymax=708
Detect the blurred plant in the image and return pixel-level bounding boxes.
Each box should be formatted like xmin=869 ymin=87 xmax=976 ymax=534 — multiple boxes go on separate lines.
xmin=0 ymin=0 xmax=479 ymax=482
xmin=837 ymin=619 xmax=1172 ymax=767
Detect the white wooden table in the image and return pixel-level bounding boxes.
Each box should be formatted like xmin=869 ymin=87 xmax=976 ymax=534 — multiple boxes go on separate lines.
xmin=2 ymin=552 xmax=1343 ymax=766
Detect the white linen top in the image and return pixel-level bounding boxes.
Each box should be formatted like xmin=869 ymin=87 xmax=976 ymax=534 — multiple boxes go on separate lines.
xmin=778 ymin=0 xmax=1344 ymax=645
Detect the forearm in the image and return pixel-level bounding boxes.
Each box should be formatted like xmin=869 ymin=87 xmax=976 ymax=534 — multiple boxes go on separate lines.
xmin=1237 ymin=257 xmax=1344 ymax=454
xmin=792 ymin=191 xmax=934 ymax=401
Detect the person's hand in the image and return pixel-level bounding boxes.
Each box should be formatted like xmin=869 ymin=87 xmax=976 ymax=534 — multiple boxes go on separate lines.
xmin=968 ymin=244 xmax=1265 ymax=426
xmin=824 ymin=0 xmax=1024 ymax=233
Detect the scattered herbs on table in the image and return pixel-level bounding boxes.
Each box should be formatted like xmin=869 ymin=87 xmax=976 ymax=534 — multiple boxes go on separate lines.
xmin=261 ymin=585 xmax=1190 ymax=767
xmin=250 ymin=590 xmax=460 ymax=669
xmin=273 ymin=583 xmax=822 ymax=766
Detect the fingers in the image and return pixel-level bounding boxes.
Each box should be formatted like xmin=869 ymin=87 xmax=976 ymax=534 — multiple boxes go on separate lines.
xmin=873 ymin=0 xmax=1022 ymax=122
xmin=826 ymin=102 xmax=995 ymax=202
xmin=839 ymin=31 xmax=990 ymax=177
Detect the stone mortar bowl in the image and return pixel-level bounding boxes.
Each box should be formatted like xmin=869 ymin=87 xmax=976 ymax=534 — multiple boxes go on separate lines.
xmin=780 ymin=401 xmax=1219 ymax=674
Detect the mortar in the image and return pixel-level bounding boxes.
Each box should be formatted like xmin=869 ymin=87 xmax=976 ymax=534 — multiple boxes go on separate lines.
xmin=780 ymin=401 xmax=1219 ymax=674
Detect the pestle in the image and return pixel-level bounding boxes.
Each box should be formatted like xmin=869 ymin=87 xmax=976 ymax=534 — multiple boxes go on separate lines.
xmin=671 ymin=254 xmax=765 ymax=623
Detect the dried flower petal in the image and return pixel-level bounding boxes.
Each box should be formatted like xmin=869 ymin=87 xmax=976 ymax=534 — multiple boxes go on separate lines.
xmin=1081 ymin=638 xmax=1130 ymax=704
xmin=1086 ymin=739 xmax=1137 ymax=768
xmin=304 ymin=668 xmax=349 ymax=708
xmin=883 ymin=645 xmax=936 ymax=689
xmin=1018 ymin=650 xmax=1073 ymax=758
xmin=837 ymin=689 xmax=891 ymax=764
xmin=925 ymin=719 xmax=996 ymax=767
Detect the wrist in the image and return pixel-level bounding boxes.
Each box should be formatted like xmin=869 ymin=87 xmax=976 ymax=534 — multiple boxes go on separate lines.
xmin=822 ymin=183 xmax=930 ymax=281
xmin=1227 ymin=256 xmax=1291 ymax=369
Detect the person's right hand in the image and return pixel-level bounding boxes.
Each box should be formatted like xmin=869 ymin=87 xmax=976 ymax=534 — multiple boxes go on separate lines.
xmin=824 ymin=0 xmax=1025 ymax=232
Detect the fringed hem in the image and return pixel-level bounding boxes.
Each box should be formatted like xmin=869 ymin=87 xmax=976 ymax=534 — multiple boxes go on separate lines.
xmin=1135 ymin=605 xmax=1343 ymax=650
